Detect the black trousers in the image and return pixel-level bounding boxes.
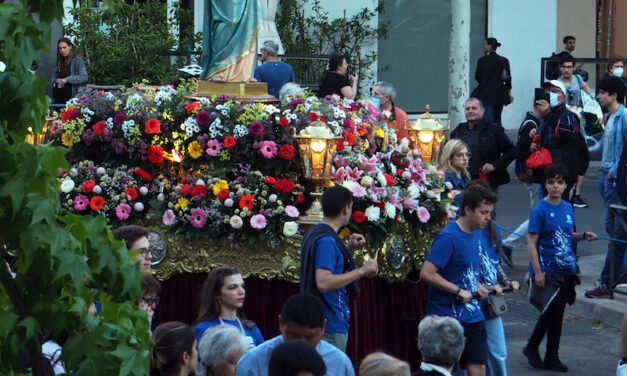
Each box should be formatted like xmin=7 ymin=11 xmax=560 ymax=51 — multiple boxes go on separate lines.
xmin=527 ymin=281 xmax=569 ymax=359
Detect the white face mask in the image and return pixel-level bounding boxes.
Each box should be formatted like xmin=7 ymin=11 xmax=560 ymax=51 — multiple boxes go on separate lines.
xmin=612 ymin=67 xmax=624 ymax=77
xmin=549 ymin=92 xmax=560 ymax=107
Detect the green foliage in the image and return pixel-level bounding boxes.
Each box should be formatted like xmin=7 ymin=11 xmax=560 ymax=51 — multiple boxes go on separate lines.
xmin=276 ymin=0 xmax=389 ymax=92
xmin=0 ymin=0 xmax=151 ymax=375
xmin=66 ymin=0 xmax=202 ymax=86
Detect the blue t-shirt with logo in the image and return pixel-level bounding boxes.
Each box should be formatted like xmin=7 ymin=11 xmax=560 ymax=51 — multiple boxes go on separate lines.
xmin=425 ymin=221 xmax=484 ymax=323
xmin=479 ymin=223 xmax=503 ymax=286
xmin=194 ymin=318 xmax=264 ymax=349
xmin=528 ymin=199 xmax=577 ymax=275
xmin=315 ymin=236 xmax=350 ymax=333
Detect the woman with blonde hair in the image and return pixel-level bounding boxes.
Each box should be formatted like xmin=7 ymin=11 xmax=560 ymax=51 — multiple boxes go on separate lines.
xmin=359 ymin=352 xmax=410 ymax=376
xmin=439 ymin=139 xmax=471 ymax=217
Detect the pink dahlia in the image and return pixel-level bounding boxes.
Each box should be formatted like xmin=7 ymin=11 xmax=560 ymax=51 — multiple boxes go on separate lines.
xmin=250 ymin=214 xmax=267 ymax=230
xmin=284 ymin=205 xmax=299 ymax=218
xmin=73 ymin=194 xmax=88 ymax=210
xmin=259 ymin=141 xmax=277 ymax=158
xmin=115 ymin=203 xmax=131 ymax=220
xmin=190 ymin=208 xmax=207 ymax=228
xmin=206 ymin=139 xmax=222 ymax=156
xmin=417 ymin=206 xmax=431 ymax=223
xmin=162 ymin=209 xmax=176 ymax=226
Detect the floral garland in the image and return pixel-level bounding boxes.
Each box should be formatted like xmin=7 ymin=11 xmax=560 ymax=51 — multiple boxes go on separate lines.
xmin=52 ymin=84 xmax=455 ymax=246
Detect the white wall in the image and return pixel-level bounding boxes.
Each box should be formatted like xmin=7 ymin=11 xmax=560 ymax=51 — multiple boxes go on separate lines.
xmin=488 ymin=0 xmax=557 ymax=130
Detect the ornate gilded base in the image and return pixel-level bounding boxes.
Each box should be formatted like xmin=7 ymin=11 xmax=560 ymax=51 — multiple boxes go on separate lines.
xmin=190 ymin=80 xmax=278 ymax=104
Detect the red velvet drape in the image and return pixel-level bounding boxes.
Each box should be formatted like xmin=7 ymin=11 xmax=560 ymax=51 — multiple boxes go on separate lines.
xmin=153 ymin=272 xmax=427 ymax=369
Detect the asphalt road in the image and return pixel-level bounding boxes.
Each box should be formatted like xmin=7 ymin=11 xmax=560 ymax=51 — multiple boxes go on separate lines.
xmin=494 ymin=179 xmax=620 ymax=375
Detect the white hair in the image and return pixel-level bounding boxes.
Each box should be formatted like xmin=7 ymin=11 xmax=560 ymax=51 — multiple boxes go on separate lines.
xmin=418 ymin=315 xmax=465 ymax=368
xmin=196 ymin=324 xmax=249 ymax=376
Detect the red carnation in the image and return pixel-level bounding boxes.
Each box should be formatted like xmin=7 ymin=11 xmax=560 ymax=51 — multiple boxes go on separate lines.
xmin=337 ymin=139 xmax=345 ymax=151
xmin=179 ymin=183 xmax=191 ymax=196
xmin=357 ymin=125 xmax=368 ymax=137
xmin=345 ymin=132 xmax=355 ymax=147
xmin=135 ymin=168 xmax=151 ymax=181
xmin=265 ymin=176 xmax=277 ymax=186
xmin=308 ymin=113 xmax=318 ymax=121
xmin=280 ymin=117 xmax=289 ymax=127
xmin=353 ymin=211 xmax=366 ymax=223
xmin=185 ymin=101 xmax=201 ymax=114
xmin=223 ymin=136 xmax=237 ymax=149
xmin=217 ymin=188 xmax=230 ymax=201
xmin=278 ymin=145 xmax=295 ymax=160
xmin=191 ymin=184 xmax=207 ymax=197
xmin=396 ymin=169 xmax=405 ymax=177
xmin=296 ymin=193 xmax=306 ymax=204
xmin=384 ymin=173 xmax=396 ymax=186
xmin=82 ymin=179 xmax=95 ymax=193
xmin=125 ymin=187 xmax=138 ymax=200
xmin=89 ymin=195 xmax=105 ymax=211
xmin=92 ymin=121 xmax=106 ymax=135
xmin=147 ymin=145 xmax=164 ymax=164
xmin=275 ymin=179 xmax=294 ymax=194
xmin=145 ymin=118 xmax=161 ymax=134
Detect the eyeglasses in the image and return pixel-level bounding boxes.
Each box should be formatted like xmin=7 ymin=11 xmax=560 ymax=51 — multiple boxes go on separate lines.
xmin=138 ymin=249 xmax=151 ymax=259
xmin=143 ymin=296 xmax=160 ymax=306
xmin=454 ymin=152 xmax=471 ymax=158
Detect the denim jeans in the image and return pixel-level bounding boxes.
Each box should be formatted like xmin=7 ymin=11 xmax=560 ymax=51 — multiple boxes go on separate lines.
xmin=598 ymin=169 xmax=627 ymax=286
xmin=485 ymin=317 xmax=508 ymax=376
xmin=484 ymin=105 xmax=504 ymax=125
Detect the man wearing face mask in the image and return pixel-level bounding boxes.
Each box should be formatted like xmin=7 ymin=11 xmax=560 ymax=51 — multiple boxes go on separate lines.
xmin=371 ymin=81 xmax=409 ymax=141
xmin=597 ymin=54 xmax=626 ymax=108
xmin=531 ymin=80 xmax=587 ymax=201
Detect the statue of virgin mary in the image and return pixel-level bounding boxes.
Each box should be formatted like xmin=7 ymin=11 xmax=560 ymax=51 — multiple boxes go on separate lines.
xmin=200 ymin=0 xmax=263 ymax=82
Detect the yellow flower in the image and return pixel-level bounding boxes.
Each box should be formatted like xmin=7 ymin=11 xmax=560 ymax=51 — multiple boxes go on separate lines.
xmin=376 ymin=128 xmax=385 ymax=138
xmin=212 ymin=180 xmax=228 ymax=195
xmin=188 ymin=141 xmax=203 ymax=159
xmin=338 ymin=227 xmax=352 ymax=238
xmin=162 ymin=110 xmax=174 ymax=122
xmin=61 ymin=132 xmax=74 ymax=147
xmin=174 ymin=197 xmax=188 ymax=210
xmin=324 ymin=180 xmax=335 ymax=188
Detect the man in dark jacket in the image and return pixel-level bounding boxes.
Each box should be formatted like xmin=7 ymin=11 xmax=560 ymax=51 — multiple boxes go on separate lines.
xmin=470 ymin=37 xmax=513 ymax=124
xmin=450 ymin=97 xmax=517 ymax=193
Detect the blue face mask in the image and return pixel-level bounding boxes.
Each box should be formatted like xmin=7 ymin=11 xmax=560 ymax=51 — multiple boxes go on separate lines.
xmin=370 ymin=96 xmax=381 ymax=107
xmin=549 ymin=92 xmax=559 ymax=107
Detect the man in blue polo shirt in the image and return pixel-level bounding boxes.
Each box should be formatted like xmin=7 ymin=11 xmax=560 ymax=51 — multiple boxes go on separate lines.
xmin=253 ymin=40 xmax=295 ymax=99
xmin=420 ymin=183 xmax=495 ymax=376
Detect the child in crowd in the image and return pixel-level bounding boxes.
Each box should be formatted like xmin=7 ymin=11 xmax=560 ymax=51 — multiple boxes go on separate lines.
xmin=439 ymin=139 xmax=471 ymax=217
xmin=523 ymin=164 xmax=597 ymax=372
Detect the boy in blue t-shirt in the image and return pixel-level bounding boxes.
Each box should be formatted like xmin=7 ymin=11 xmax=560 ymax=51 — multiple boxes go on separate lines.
xmin=420 ymin=182 xmax=497 ymax=376
xmin=523 ymin=164 xmax=597 ymax=372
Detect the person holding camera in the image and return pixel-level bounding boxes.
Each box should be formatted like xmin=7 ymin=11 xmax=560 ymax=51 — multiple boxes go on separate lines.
xmin=317 ymin=55 xmax=357 ymax=100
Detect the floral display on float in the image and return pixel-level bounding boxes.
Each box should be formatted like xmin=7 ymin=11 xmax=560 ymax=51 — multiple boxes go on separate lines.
xmin=50 ymin=82 xmax=455 ymax=246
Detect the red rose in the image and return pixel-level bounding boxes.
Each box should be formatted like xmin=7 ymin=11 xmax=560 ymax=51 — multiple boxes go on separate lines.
xmin=265 ymin=176 xmax=277 ymax=186
xmin=296 ymin=193 xmax=306 ymax=204
xmin=353 ymin=211 xmax=366 ymax=223
xmin=217 ymin=188 xmax=230 ymax=201
xmin=89 ymin=195 xmax=105 ymax=211
xmin=145 ymin=118 xmax=161 ymax=134
xmin=185 ymin=102 xmax=201 ymax=114
xmin=147 ymin=145 xmax=164 ymax=164
xmin=278 ymin=145 xmax=295 ymax=160
xmin=191 ymin=184 xmax=207 ymax=197
xmin=345 ymin=132 xmax=355 ymax=147
xmin=275 ymin=179 xmax=294 ymax=194
xmin=82 ymin=179 xmax=95 ymax=193
xmin=179 ymin=183 xmax=191 ymax=196
xmin=396 ymin=169 xmax=405 ymax=177
xmin=280 ymin=117 xmax=289 ymax=127
xmin=223 ymin=136 xmax=237 ymax=149
xmin=357 ymin=125 xmax=368 ymax=137
xmin=337 ymin=139 xmax=344 ymax=151
xmin=308 ymin=113 xmax=318 ymax=121
xmin=136 ymin=168 xmax=151 ymax=181
xmin=92 ymin=121 xmax=105 ymax=135
xmin=384 ymin=173 xmax=396 ymax=186
xmin=125 ymin=187 xmax=138 ymax=200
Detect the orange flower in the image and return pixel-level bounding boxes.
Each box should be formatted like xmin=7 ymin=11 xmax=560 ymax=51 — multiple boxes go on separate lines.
xmin=357 ymin=125 xmax=368 ymax=137
xmin=89 ymin=195 xmax=105 ymax=211
xmin=239 ymin=194 xmax=255 ymax=210
xmin=145 ymin=118 xmax=161 ymax=134
xmin=185 ymin=102 xmax=201 ymax=114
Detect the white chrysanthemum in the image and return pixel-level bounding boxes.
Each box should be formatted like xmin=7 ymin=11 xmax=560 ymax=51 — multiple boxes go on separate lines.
xmin=60 ymin=179 xmax=75 ymax=193
xmin=229 ymin=215 xmax=243 ymax=229
xmin=283 ymin=221 xmax=299 ymax=236
xmin=264 ymin=104 xmax=280 ymax=114
xmin=180 ymin=118 xmax=199 ymax=138
xmin=365 ymin=206 xmax=380 ymax=222
xmin=407 ymin=183 xmax=421 ymax=198
xmin=385 ymin=203 xmax=396 ymax=218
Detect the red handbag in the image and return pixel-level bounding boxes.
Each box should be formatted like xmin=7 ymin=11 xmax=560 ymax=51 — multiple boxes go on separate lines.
xmin=526 ymin=147 xmax=552 ymax=170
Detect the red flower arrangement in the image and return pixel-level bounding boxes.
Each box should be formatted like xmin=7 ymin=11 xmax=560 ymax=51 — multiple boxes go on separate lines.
xmin=223 ymin=136 xmax=237 ymax=149
xmin=82 ymin=179 xmax=95 ymax=193
xmin=125 ymin=187 xmax=138 ymax=200
xmin=280 ymin=117 xmax=289 ymax=127
xmin=275 ymin=179 xmax=294 ymax=194
xmin=185 ymin=101 xmax=201 ymax=114
xmin=191 ymin=185 xmax=207 ymax=197
xmin=145 ymin=119 xmax=161 ymax=134
xmin=135 ymin=168 xmax=151 ymax=181
xmin=89 ymin=196 xmax=105 ymax=211
xmin=278 ymin=145 xmax=295 ymax=160
xmin=147 ymin=145 xmax=164 ymax=164
xmin=239 ymin=194 xmax=255 ymax=210
xmin=92 ymin=121 xmax=106 ymax=135
xmin=353 ymin=211 xmax=366 ymax=223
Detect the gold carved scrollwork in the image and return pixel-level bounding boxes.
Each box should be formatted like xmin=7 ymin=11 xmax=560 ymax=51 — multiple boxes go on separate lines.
xmin=150 ymin=221 xmax=443 ymax=283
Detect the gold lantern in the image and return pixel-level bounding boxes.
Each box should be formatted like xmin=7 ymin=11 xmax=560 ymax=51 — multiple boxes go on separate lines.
xmin=406 ymin=105 xmax=450 ymax=163
xmin=294 ymin=120 xmax=342 ymax=225
xmin=25 ymin=116 xmax=53 ymax=145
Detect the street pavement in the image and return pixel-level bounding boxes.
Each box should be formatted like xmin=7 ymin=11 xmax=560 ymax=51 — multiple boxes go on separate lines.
xmin=495 ymin=167 xmax=624 ymax=375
